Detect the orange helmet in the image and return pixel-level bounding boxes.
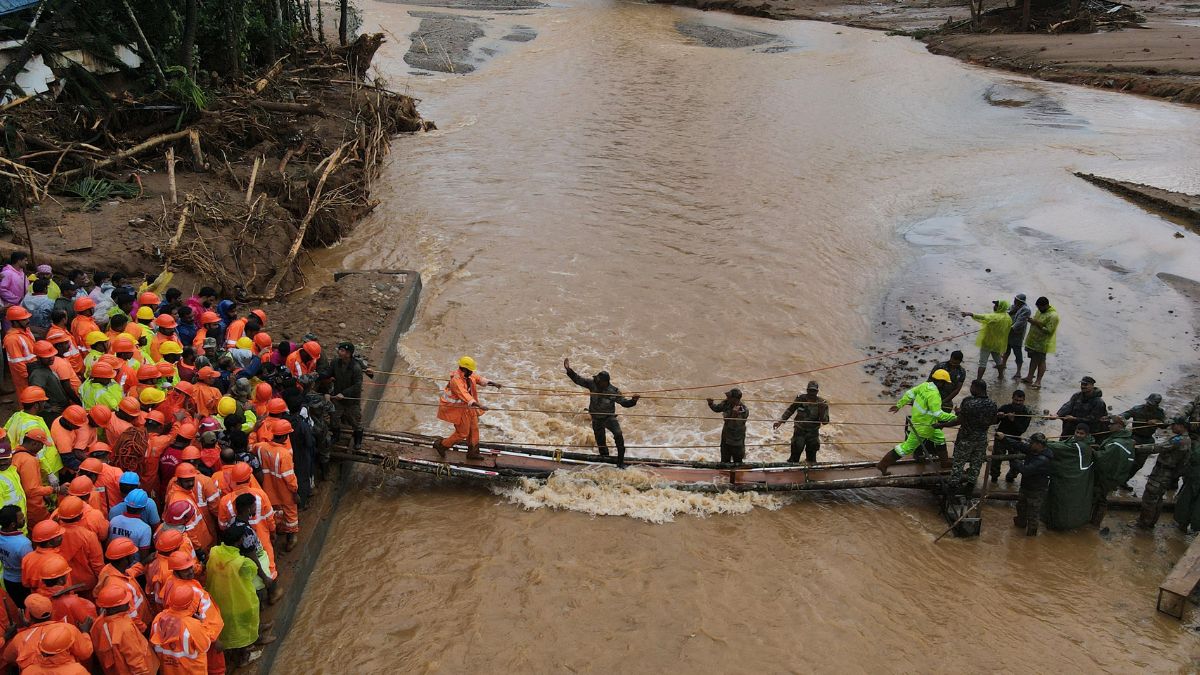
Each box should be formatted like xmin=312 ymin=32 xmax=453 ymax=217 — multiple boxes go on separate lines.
xmin=168 ymin=550 xmax=193 ymax=571
xmin=138 ymin=291 xmax=159 ymax=307
xmin=231 ymin=462 xmax=253 ymax=484
xmin=74 ymin=297 xmax=96 ymax=312
xmin=267 ymin=398 xmax=288 ymax=415
xmin=38 ymin=553 xmax=71 ymax=580
xmin=272 ymin=419 xmax=294 ymax=435
xmin=250 ymin=309 xmax=268 ymax=326
xmin=157 ymin=362 xmax=176 ymax=378
xmin=111 ymin=336 xmax=135 ymax=353
xmin=62 ymin=405 xmax=88 ymax=426
xmin=68 ymin=475 xmax=94 ymax=497
xmin=24 ymin=594 xmax=53 ymax=621
xmin=155 ymin=314 xmax=177 ymax=329
xmin=197 ymin=366 xmax=219 ymax=381
xmin=255 ymin=382 xmax=273 ymax=402
xmin=32 ymin=341 xmax=57 ymax=358
xmin=200 ymin=311 xmax=220 ymax=325
xmin=177 ymin=423 xmax=198 ymax=440
xmin=37 ymin=623 xmax=77 ymax=655
xmin=303 ymin=340 xmax=321 ymax=358
xmin=145 ymin=410 xmax=167 ymax=426
xmin=31 ymin=520 xmax=65 ymax=543
xmin=167 ymin=583 xmax=195 ymax=611
xmin=95 ymin=583 xmax=132 ymax=609
xmin=254 ymin=332 xmax=273 ymax=350
xmin=79 ymin=458 xmax=104 ymax=475
xmin=137 ymin=365 xmax=159 ymax=382
xmin=56 ymin=496 xmax=85 ymax=519
xmin=88 ymin=442 xmax=112 ymax=457
xmin=175 ymin=463 xmax=199 ymax=480
xmin=46 ymin=328 xmax=72 ymax=345
xmin=90 ymin=361 xmax=116 ymax=379
xmin=155 ymin=528 xmax=185 ymax=554
xmin=179 ymin=446 xmax=202 ymax=462
xmin=5 ymin=306 xmax=30 ymax=322
xmin=23 ymin=428 xmax=48 ymax=444
xmin=118 ymin=397 xmax=141 ymax=416
xmin=105 ymin=537 xmax=139 ymax=560
xmin=18 ymin=386 xmax=48 ymax=405
xmin=88 ymin=406 xmax=112 ymax=426
xmin=174 ymin=380 xmax=194 ymax=396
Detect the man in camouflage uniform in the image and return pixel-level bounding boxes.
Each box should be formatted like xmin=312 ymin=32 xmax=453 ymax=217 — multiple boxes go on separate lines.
xmin=941 ymin=380 xmax=998 ymax=497
xmin=1003 ymin=432 xmax=1054 ymax=536
xmin=707 ymin=389 xmax=749 ymax=464
xmin=1183 ymin=393 xmax=1200 ymax=442
xmin=1121 ymin=393 xmax=1166 ymax=487
xmin=1136 ymin=417 xmax=1193 ymax=529
xmin=301 ymin=375 xmax=336 ymax=478
xmin=774 ymin=381 xmax=830 ymax=463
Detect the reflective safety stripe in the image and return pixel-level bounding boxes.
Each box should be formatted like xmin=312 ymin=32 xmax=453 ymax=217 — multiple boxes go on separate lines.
xmin=153 ymin=627 xmax=200 ymax=659
xmin=0 ymin=472 xmax=21 ymax=507
xmin=7 ymin=354 xmax=34 ymax=363
xmin=280 ymin=469 xmax=294 ymax=477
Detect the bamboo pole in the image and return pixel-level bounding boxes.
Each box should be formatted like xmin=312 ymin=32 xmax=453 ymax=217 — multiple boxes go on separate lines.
xmin=166 ymin=148 xmax=177 ymax=204
xmin=245 ymin=156 xmax=261 ymax=204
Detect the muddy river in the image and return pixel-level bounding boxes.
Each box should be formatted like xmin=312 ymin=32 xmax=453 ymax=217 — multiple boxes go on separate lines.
xmin=281 ymin=0 xmax=1200 ymax=670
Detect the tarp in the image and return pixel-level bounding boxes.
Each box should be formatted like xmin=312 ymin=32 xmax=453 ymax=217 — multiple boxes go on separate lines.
xmin=1042 ymin=438 xmax=1094 ymax=530
xmin=0 ymin=0 xmax=39 ymax=18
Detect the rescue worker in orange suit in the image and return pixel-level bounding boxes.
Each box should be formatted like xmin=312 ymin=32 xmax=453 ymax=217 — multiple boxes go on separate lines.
xmin=56 ymin=476 xmax=110 ymax=540
xmin=55 ymin=496 xmax=105 ymax=594
xmin=164 ymin=463 xmax=218 ymax=549
xmin=283 ymin=340 xmax=321 ymax=379
xmin=191 ymin=369 xmax=222 ymax=418
xmin=151 ymin=314 xmax=182 ymax=363
xmin=433 ymin=356 xmax=503 ymax=460
xmin=147 ymin=529 xmax=199 ymax=614
xmin=255 ymin=421 xmax=299 ymax=552
xmin=2 ymin=593 xmax=89 ymax=669
xmin=192 ymin=312 xmax=221 ymax=352
xmin=151 ymin=584 xmax=214 ymax=675
xmin=215 ymin=463 xmax=276 ymax=579
xmin=78 ymin=456 xmax=123 ymax=512
xmin=23 ymin=520 xmax=71 ymax=591
xmin=4 ymin=305 xmax=37 ymax=394
xmin=91 ymin=583 xmax=159 ymax=675
xmin=16 ymin=621 xmax=93 ymax=675
xmin=70 ymin=298 xmax=100 ymax=350
xmin=51 ymin=405 xmax=94 ymax=476
xmin=33 ymin=553 xmax=97 ymax=629
xmin=95 ymin=538 xmax=149 ymax=632
xmin=160 ymin=500 xmax=213 ymax=557
xmin=160 ymin=550 xmax=225 ymax=675
xmin=12 ymin=428 xmax=54 ymax=524
xmin=46 ymin=327 xmax=84 ymax=379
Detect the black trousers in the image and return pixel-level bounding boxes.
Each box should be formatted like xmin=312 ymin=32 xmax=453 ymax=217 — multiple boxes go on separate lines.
xmin=720 ymin=440 xmax=745 ymax=464
xmin=591 ymin=416 xmax=626 ymax=464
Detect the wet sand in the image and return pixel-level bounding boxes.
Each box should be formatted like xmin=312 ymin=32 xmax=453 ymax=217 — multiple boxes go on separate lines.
xmin=653 ymin=0 xmax=1200 ymax=103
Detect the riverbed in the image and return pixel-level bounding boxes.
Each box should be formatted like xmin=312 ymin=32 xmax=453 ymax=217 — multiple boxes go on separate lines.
xmin=282 ymin=0 xmax=1200 ymax=670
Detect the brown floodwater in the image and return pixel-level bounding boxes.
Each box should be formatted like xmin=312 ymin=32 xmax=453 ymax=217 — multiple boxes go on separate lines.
xmin=281 ymin=0 xmax=1200 ymax=670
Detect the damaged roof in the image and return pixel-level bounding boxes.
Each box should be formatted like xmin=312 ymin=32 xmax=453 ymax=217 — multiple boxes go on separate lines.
xmin=0 ymin=0 xmax=39 ymax=18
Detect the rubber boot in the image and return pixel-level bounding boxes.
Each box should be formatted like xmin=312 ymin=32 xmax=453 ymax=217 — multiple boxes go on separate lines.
xmin=352 ymin=428 xmax=364 ymax=451
xmin=432 ymin=438 xmax=447 ymax=458
xmin=466 ymin=444 xmax=482 ymax=460
xmin=934 ymin=444 xmax=951 ymax=469
xmin=876 ymin=449 xmax=900 ymax=475
xmin=285 ymin=532 xmax=297 ymax=552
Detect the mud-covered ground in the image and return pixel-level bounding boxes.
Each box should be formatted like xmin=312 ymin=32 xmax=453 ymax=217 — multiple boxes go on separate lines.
xmin=653 ymin=0 xmax=1200 ymax=104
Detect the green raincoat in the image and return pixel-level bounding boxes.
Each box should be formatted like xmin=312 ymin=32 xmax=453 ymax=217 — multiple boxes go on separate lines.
xmin=1025 ymin=305 xmax=1060 ymax=354
xmin=972 ymin=300 xmax=1014 ymax=354
xmin=1093 ymin=429 xmax=1135 ymax=493
xmin=205 ymin=544 xmax=261 ymax=649
xmin=1173 ymin=441 xmax=1200 ymax=532
xmin=1042 ymin=436 xmax=1094 ymax=530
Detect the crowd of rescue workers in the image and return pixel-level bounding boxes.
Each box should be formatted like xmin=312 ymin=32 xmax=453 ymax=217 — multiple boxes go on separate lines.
xmin=0 ymin=252 xmax=367 ymax=673
xmin=438 ymin=293 xmax=1200 ymax=539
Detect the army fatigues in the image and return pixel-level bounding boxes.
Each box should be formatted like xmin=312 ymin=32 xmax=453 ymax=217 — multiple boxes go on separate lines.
xmin=779 ymin=393 xmax=829 ymax=463
xmin=304 ymin=391 xmax=336 ymax=471
xmin=1012 ymin=442 xmax=1054 ymax=536
xmin=1183 ymin=395 xmax=1200 ymax=441
xmin=330 ymin=356 xmax=365 ymax=450
xmin=1121 ymin=402 xmax=1166 ymax=481
xmin=948 ymin=395 xmax=998 ymax=497
xmin=566 ymin=367 xmax=638 ymax=465
xmin=708 ymin=399 xmax=749 ymax=463
xmin=1137 ymin=433 xmax=1193 ymax=528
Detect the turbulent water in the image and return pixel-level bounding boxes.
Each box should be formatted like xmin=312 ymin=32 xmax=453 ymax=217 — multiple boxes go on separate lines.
xmin=280 ymin=0 xmax=1200 ymax=670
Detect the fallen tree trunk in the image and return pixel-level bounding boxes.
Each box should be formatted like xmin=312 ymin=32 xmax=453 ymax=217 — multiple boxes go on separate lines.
xmin=57 ymin=128 xmax=202 ymax=181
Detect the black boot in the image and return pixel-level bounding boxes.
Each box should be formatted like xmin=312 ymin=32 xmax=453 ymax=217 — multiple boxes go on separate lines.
xmin=352 ymin=429 xmax=364 ymax=451
xmin=330 ymin=427 xmax=342 ymax=447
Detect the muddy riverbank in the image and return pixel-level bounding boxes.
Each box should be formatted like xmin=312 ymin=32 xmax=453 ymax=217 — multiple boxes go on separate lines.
xmin=652 ymin=0 xmax=1200 ymax=104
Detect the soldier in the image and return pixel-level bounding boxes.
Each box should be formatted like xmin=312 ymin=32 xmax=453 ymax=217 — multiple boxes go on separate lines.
xmin=773 ymin=381 xmax=829 ymax=464
xmin=329 ymin=342 xmax=364 ymax=452
xmin=1181 ymin=393 xmax=1200 ymax=441
xmin=938 ymin=380 xmax=998 ymax=498
xmin=1120 ymin=393 xmax=1166 ymax=488
xmin=1135 ymin=418 xmax=1193 ymax=529
xmin=706 ymin=389 xmax=749 ymax=464
xmin=302 ymin=378 xmax=336 ymax=477
xmin=999 ymin=432 xmax=1053 ymax=536
xmin=994 ymin=389 xmax=1032 ymax=483
xmin=564 ymin=359 xmax=639 ymax=467
xmin=1054 ymin=376 xmax=1107 ymax=439
xmin=928 ymin=351 xmax=967 ymax=411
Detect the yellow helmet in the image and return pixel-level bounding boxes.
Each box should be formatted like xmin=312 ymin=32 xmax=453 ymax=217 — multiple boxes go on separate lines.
xmin=85 ymin=331 xmax=108 ymax=347
xmin=158 ymin=341 xmax=183 ymax=356
xmin=139 ymin=387 xmax=165 ymax=405
xmin=135 ymin=306 xmax=155 ymax=321
xmin=235 ymin=336 xmax=253 ymax=350
xmin=217 ymin=396 xmax=237 ymax=417
xmin=457 ymin=356 xmax=477 ymax=371
xmin=931 ymin=369 xmax=952 ymax=383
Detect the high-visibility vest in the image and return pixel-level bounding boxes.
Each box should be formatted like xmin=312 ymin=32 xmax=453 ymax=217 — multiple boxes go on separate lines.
xmin=80 ymin=380 xmax=123 ymax=410
xmin=0 ymin=466 xmax=27 ymax=516
xmin=3 ymin=411 xmax=62 ymax=476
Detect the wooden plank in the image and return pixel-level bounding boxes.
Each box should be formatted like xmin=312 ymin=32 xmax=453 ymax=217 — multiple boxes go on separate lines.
xmin=1158 ymin=535 xmax=1200 ymax=619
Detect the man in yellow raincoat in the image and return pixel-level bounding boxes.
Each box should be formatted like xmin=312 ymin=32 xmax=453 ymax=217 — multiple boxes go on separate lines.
xmin=962 ymin=299 xmax=1013 ymax=381
xmin=877 ymin=370 xmax=957 ymax=475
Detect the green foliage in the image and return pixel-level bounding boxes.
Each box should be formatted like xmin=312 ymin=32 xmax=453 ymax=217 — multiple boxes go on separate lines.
xmin=63 ymin=177 xmax=141 ymax=211
xmin=164 ymin=65 xmax=208 ymax=110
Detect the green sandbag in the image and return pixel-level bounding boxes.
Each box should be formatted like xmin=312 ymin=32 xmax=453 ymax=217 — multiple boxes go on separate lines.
xmin=1041 ymin=438 xmax=1095 ymax=530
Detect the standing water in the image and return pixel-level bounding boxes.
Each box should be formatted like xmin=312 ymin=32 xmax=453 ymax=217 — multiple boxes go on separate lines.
xmin=280 ymin=0 xmax=1200 ymax=670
